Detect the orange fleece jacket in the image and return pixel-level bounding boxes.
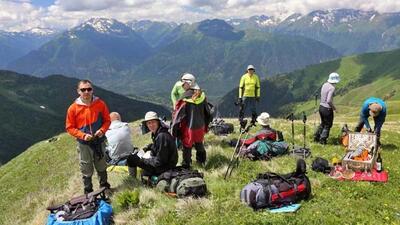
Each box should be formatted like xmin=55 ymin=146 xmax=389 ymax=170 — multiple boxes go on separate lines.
xmin=65 ymin=97 xmax=111 ymax=141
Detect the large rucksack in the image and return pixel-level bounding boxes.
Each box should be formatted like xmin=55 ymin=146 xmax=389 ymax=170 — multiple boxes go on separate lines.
xmin=240 ymin=159 xmax=311 ymax=210
xmin=46 ymin=188 xmax=112 ymax=225
xmin=156 ymin=167 xmax=208 ymax=198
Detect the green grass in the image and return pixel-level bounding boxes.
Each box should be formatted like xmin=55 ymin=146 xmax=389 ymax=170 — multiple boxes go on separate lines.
xmin=0 ymin=118 xmax=399 ymax=225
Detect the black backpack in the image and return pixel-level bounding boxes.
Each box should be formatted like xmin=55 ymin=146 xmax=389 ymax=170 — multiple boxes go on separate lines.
xmin=46 ymin=188 xmax=109 ymax=221
xmin=311 ymin=157 xmax=332 ymax=173
xmin=240 ymin=159 xmax=311 ymax=210
xmin=156 ymin=167 xmax=208 ymax=198
xmin=209 ymin=118 xmax=234 ymax=135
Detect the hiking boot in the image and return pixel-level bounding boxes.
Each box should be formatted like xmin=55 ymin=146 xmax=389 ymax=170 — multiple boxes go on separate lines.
xmin=100 ymin=182 xmax=111 ymax=189
xmin=84 ymin=188 xmax=93 ymax=194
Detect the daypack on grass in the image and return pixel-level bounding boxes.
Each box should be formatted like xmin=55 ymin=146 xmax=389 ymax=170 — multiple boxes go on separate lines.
xmin=239 ymin=140 xmax=289 ymax=160
xmin=240 ymin=159 xmax=311 ymax=210
xmin=209 ymin=118 xmax=234 ymax=135
xmin=156 ymin=167 xmax=207 ymax=198
xmin=46 ymin=188 xmax=112 ymax=225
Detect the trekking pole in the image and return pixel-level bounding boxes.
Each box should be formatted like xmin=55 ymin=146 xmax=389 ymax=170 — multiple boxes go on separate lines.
xmin=224 ymin=129 xmax=245 ymax=179
xmin=286 ymin=113 xmax=295 ymax=154
xmin=224 ymin=122 xmax=254 ymax=179
xmin=302 ymin=112 xmax=307 ymax=159
xmin=314 ymin=94 xmax=318 ymax=130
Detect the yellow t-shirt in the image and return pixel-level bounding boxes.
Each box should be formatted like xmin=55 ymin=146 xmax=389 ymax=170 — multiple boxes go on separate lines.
xmin=239 ymin=73 xmax=260 ymax=97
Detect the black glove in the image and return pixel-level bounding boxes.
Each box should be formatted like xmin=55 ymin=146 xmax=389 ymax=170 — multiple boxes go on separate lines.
xmin=127 ymin=153 xmax=141 ymax=166
xmin=238 ymin=98 xmax=242 ymax=104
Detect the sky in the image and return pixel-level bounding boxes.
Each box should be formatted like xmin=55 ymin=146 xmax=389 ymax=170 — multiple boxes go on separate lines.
xmin=1 ymin=0 xmax=400 ymax=31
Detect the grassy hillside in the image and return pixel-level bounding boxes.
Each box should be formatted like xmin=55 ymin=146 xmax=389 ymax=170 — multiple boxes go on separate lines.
xmin=1 ymin=116 xmax=399 ymax=225
xmin=218 ymin=48 xmax=400 ymax=118
xmin=0 ymin=70 xmax=169 ymax=164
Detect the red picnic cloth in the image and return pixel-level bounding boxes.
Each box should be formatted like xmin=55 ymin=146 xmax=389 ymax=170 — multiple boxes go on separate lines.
xmin=330 ymin=166 xmax=388 ymax=182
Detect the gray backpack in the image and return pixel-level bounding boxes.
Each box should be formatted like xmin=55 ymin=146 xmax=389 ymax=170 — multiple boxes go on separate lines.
xmin=157 ymin=168 xmax=208 ymax=198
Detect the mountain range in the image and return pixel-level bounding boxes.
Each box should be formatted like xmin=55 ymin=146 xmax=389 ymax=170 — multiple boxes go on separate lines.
xmin=0 ymin=28 xmax=56 ymax=67
xmin=6 ymin=18 xmax=340 ymax=102
xmin=228 ymin=9 xmax=400 ymax=55
xmin=0 ymin=70 xmax=169 ymax=165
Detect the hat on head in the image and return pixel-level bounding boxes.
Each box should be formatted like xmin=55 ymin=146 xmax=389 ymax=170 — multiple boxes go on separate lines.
xmin=247 ymin=65 xmax=255 ymax=70
xmin=144 ymin=111 xmax=159 ymax=122
xmin=191 ymin=83 xmax=200 ymax=90
xmin=327 ymin=72 xmax=340 ymax=83
xmin=181 ymin=73 xmax=195 ymax=85
xmin=369 ymin=103 xmax=382 ymax=117
xmin=256 ymin=112 xmax=270 ymax=126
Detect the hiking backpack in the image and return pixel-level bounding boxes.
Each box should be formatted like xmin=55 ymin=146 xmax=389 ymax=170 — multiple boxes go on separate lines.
xmin=46 ymin=187 xmax=112 ymax=225
xmin=209 ymin=118 xmax=234 ymax=135
xmin=156 ymin=167 xmax=208 ymax=198
xmin=240 ymin=159 xmax=311 ymax=210
xmin=239 ymin=140 xmax=289 ymax=160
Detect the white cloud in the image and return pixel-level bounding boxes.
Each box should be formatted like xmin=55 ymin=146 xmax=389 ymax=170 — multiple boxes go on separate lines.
xmin=1 ymin=0 xmax=400 ymax=31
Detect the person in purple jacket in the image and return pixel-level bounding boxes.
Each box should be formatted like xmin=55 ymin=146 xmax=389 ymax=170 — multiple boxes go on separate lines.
xmin=355 ymin=97 xmax=387 ymax=145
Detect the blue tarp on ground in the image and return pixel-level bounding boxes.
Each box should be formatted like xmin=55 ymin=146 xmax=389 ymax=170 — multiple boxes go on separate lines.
xmin=46 ymin=200 xmax=112 ymax=225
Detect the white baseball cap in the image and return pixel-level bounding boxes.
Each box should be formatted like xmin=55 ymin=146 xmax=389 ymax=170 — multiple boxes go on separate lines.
xmin=247 ymin=65 xmax=255 ymax=70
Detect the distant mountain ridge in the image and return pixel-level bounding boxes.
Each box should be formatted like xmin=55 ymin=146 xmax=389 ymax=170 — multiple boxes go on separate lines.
xmin=228 ymin=9 xmax=400 ymax=55
xmin=0 ymin=70 xmax=169 ymax=164
xmin=6 ymin=18 xmax=339 ymax=103
xmin=0 ymin=29 xmax=56 ymax=67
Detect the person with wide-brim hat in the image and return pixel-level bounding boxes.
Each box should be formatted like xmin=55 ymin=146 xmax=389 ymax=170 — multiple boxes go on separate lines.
xmin=314 ymin=72 xmax=340 ymax=145
xmin=127 ymin=111 xmax=178 ymax=179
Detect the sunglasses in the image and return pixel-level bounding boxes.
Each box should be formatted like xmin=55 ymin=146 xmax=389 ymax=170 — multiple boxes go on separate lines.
xmin=80 ymin=88 xmax=93 ymax=92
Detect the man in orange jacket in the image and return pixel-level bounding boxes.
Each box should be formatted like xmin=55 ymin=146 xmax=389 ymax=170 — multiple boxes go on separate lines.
xmin=66 ymin=80 xmax=111 ymax=194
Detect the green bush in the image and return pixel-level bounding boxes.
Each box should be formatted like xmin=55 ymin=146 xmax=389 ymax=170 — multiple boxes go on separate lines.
xmin=115 ymin=189 xmax=140 ymax=210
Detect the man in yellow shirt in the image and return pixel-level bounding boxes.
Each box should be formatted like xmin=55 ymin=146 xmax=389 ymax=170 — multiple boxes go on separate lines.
xmin=238 ymin=65 xmax=261 ymax=125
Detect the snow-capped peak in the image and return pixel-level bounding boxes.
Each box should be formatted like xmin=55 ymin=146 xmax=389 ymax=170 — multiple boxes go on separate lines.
xmin=251 ymin=15 xmax=281 ymax=26
xmin=26 ymin=27 xmax=56 ymax=36
xmin=78 ymin=18 xmax=126 ymax=34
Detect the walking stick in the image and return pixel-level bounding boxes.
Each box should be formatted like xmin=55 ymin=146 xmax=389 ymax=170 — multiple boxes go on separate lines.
xmin=224 ymin=121 xmax=254 ymax=179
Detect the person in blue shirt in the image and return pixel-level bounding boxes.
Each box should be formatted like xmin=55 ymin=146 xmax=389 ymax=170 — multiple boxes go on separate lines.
xmin=354 ymin=97 xmax=386 ymax=145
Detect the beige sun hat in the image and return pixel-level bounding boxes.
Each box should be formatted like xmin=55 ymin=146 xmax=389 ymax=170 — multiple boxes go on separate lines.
xmin=256 ymin=112 xmax=270 ymax=126
xmin=369 ymin=103 xmax=382 ymax=117
xmin=144 ymin=111 xmax=159 ymax=121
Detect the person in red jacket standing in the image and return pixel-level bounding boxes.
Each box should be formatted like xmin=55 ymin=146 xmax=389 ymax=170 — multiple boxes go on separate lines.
xmin=66 ymin=80 xmax=111 ymax=194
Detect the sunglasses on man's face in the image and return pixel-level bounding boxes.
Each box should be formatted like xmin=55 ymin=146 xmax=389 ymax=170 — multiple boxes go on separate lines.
xmin=80 ymin=87 xmax=93 ymax=92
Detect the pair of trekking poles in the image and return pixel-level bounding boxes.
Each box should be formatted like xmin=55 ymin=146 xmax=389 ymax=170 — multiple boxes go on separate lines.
xmin=287 ymin=112 xmax=312 ymax=159
xmin=224 ymin=118 xmax=255 ymax=179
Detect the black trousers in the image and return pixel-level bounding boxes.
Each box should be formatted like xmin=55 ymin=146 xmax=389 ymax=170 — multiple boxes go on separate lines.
xmin=314 ymin=105 xmax=334 ymax=142
xmin=182 ymin=142 xmax=206 ymax=167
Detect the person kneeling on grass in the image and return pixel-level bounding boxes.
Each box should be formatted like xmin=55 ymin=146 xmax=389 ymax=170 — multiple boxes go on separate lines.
xmin=127 ymin=111 xmax=178 ymax=179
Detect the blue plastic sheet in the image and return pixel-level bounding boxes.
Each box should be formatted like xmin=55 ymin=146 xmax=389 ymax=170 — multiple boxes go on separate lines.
xmin=46 ymin=200 xmax=112 ymax=225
